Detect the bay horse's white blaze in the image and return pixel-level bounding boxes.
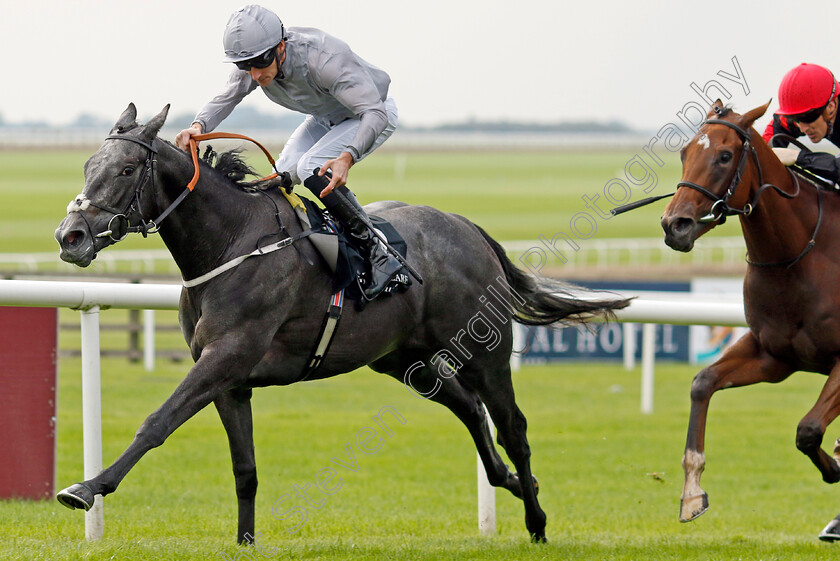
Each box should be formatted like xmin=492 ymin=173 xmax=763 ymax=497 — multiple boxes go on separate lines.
xmin=679 ymin=449 xmax=708 ymax=521
xmin=696 ymin=134 xmax=710 ymax=150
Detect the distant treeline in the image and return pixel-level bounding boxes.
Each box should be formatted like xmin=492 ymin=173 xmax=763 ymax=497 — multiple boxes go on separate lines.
xmin=0 ymin=108 xmax=635 ymax=134
xmin=414 ymin=119 xmax=634 ymax=134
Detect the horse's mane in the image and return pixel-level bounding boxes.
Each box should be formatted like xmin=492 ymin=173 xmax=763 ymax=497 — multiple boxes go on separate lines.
xmin=196 ymin=144 xmax=287 ymax=192
xmin=199 ymin=146 xmax=258 ymax=185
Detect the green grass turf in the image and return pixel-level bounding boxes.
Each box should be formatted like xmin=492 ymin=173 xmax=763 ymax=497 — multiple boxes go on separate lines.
xmin=2 ymin=358 xmax=840 ymax=560
xmin=0 ymin=146 xmax=742 ymax=256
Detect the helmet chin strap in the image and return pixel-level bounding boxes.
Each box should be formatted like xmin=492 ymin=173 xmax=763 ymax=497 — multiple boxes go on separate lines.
xmin=826 ymin=98 xmax=838 ymax=137
xmin=274 ymin=42 xmax=287 ymax=81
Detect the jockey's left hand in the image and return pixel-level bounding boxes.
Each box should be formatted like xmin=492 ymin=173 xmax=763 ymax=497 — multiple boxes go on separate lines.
xmin=175 ymin=122 xmax=203 ymax=152
xmin=772 ymin=147 xmax=800 ymax=166
xmin=317 ymin=152 xmax=355 ymax=197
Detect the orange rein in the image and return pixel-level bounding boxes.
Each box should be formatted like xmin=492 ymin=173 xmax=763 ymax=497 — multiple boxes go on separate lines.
xmin=186 ymin=132 xmax=279 ymax=191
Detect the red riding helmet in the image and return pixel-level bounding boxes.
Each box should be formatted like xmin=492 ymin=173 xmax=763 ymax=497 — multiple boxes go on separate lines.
xmin=777 ymin=63 xmax=840 ymax=116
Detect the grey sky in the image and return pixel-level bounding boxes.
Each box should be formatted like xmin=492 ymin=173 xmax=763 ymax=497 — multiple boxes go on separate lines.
xmin=2 ymin=0 xmax=838 ymax=132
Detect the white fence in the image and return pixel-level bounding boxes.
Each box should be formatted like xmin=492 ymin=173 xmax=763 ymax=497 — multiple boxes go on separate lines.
xmin=0 ymin=249 xmax=178 ymax=276
xmin=0 ymin=279 xmax=747 ymax=540
xmin=502 ymin=236 xmax=747 ymax=272
xmin=0 ymin=237 xmax=747 ymax=278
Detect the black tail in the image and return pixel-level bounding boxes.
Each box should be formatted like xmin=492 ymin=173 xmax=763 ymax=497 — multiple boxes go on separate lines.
xmin=475 ymin=224 xmax=631 ymax=325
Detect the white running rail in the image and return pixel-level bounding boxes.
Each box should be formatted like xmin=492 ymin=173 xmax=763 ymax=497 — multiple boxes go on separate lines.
xmin=0 ymin=237 xmax=746 ymax=277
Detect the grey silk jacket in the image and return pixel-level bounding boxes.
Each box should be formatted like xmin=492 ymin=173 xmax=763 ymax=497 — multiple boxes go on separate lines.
xmin=194 ymin=27 xmax=391 ymax=161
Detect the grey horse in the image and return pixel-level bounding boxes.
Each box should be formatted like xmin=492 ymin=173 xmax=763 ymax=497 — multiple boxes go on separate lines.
xmin=53 ymin=103 xmax=629 ymax=543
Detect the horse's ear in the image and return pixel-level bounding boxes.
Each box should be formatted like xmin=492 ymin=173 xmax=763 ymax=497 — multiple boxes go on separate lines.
xmin=139 ymin=104 xmax=170 ymax=141
xmin=738 ymin=99 xmax=772 ymax=130
xmin=706 ymin=99 xmax=725 ymax=118
xmin=110 ymin=103 xmax=138 ymax=134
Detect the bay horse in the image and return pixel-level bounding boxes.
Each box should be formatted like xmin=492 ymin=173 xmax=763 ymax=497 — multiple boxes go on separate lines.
xmin=661 ymin=99 xmax=840 ymax=523
xmin=53 ymin=103 xmax=629 ymax=543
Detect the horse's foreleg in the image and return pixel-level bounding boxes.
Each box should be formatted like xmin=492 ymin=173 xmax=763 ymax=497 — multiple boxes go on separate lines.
xmin=215 ymin=387 xmax=257 ymax=544
xmin=57 ymin=337 xmax=263 ymax=512
xmin=795 ymin=364 xmax=840 ymax=483
xmin=680 ymin=332 xmax=793 ymax=522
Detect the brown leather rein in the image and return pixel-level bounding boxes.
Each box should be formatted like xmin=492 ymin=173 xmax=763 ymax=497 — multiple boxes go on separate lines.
xmin=185 ymin=132 xmax=279 ymax=191
xmin=95 ymin=131 xmax=282 ymax=241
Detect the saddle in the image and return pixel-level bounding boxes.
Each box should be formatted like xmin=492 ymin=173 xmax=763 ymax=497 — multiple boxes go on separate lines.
xmin=288 ymin=193 xmax=411 ymax=379
xmin=294 ymin=194 xmax=411 ymax=300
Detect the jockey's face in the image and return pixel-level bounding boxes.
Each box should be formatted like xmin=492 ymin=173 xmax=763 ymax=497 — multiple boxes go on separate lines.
xmin=794 ymin=98 xmax=837 ymax=143
xmin=248 ymin=43 xmax=285 ymax=88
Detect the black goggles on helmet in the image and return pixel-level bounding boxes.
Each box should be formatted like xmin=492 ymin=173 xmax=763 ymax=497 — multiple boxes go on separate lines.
xmin=235 ymin=46 xmax=277 ymax=71
xmin=791 ymin=105 xmax=828 ymax=124
xmin=790 ymin=77 xmax=837 ymax=124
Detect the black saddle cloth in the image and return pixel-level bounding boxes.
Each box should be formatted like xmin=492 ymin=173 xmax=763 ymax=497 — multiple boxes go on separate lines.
xmin=300 ymin=197 xmax=408 ymax=299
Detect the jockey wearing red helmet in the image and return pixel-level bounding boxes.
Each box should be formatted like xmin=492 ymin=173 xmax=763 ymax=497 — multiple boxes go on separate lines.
xmin=768 ymin=67 xmax=840 ymax=541
xmin=762 ymin=63 xmax=840 ymax=182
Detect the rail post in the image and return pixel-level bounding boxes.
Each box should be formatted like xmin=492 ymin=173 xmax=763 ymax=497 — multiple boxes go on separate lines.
xmin=477 ymin=405 xmax=496 ymax=536
xmin=143 ymin=309 xmax=155 ymax=372
xmin=640 ymin=323 xmax=656 ymax=414
xmin=79 ymin=306 xmax=104 ymax=540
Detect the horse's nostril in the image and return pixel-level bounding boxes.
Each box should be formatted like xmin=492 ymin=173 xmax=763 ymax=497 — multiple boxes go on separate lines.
xmin=65 ymin=230 xmax=85 ymax=248
xmin=673 ymin=217 xmax=695 ymax=234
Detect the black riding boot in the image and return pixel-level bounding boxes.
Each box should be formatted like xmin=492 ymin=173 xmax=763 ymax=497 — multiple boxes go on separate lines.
xmin=304 ymin=174 xmax=404 ymax=300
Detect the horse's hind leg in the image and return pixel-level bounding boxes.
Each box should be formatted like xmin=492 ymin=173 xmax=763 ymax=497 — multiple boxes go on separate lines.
xmin=795 ymin=363 xmax=840 ymax=483
xmin=470 ymin=365 xmax=546 ymax=543
xmin=214 ymin=387 xmax=258 ymax=544
xmin=379 ymin=354 xmax=522 ymax=498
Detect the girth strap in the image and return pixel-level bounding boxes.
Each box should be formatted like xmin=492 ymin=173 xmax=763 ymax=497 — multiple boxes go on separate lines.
xmin=298 ymin=289 xmax=346 ymax=382
xmin=182 ymin=225 xmax=324 ymax=288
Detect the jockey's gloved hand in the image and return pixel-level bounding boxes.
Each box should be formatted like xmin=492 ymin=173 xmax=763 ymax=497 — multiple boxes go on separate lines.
xmin=275 ymin=170 xmax=293 ymax=190
xmin=772 ymin=147 xmax=801 ymax=166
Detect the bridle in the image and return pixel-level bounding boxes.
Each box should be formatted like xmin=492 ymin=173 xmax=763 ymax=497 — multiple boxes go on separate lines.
xmin=676 ymin=115 xmax=813 ymax=226
xmin=675 ymin=118 xmax=761 ymax=224
xmin=675 ymin=117 xmax=824 ymax=268
xmin=611 ymin=114 xmax=805 ymax=221
xmin=610 ymin=111 xmax=824 ymax=269
xmin=69 ymin=132 xmax=282 ymax=244
xmin=67 ymin=135 xmax=162 ymax=244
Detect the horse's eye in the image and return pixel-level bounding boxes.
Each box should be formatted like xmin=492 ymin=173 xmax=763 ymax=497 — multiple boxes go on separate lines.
xmin=719 ymin=152 xmax=733 ymax=164
xmin=121 ymin=166 xmax=136 ymax=177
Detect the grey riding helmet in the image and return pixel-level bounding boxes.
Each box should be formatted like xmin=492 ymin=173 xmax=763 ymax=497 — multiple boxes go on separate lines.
xmin=222 ymin=5 xmax=285 ymax=62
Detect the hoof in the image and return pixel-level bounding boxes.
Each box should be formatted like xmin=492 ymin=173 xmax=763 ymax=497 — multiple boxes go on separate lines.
xmin=57 ymin=484 xmax=94 ymax=511
xmin=819 ymin=518 xmax=840 ymax=542
xmin=679 ymin=492 xmax=709 ymax=522
xmin=530 ymin=532 xmax=547 ymax=544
